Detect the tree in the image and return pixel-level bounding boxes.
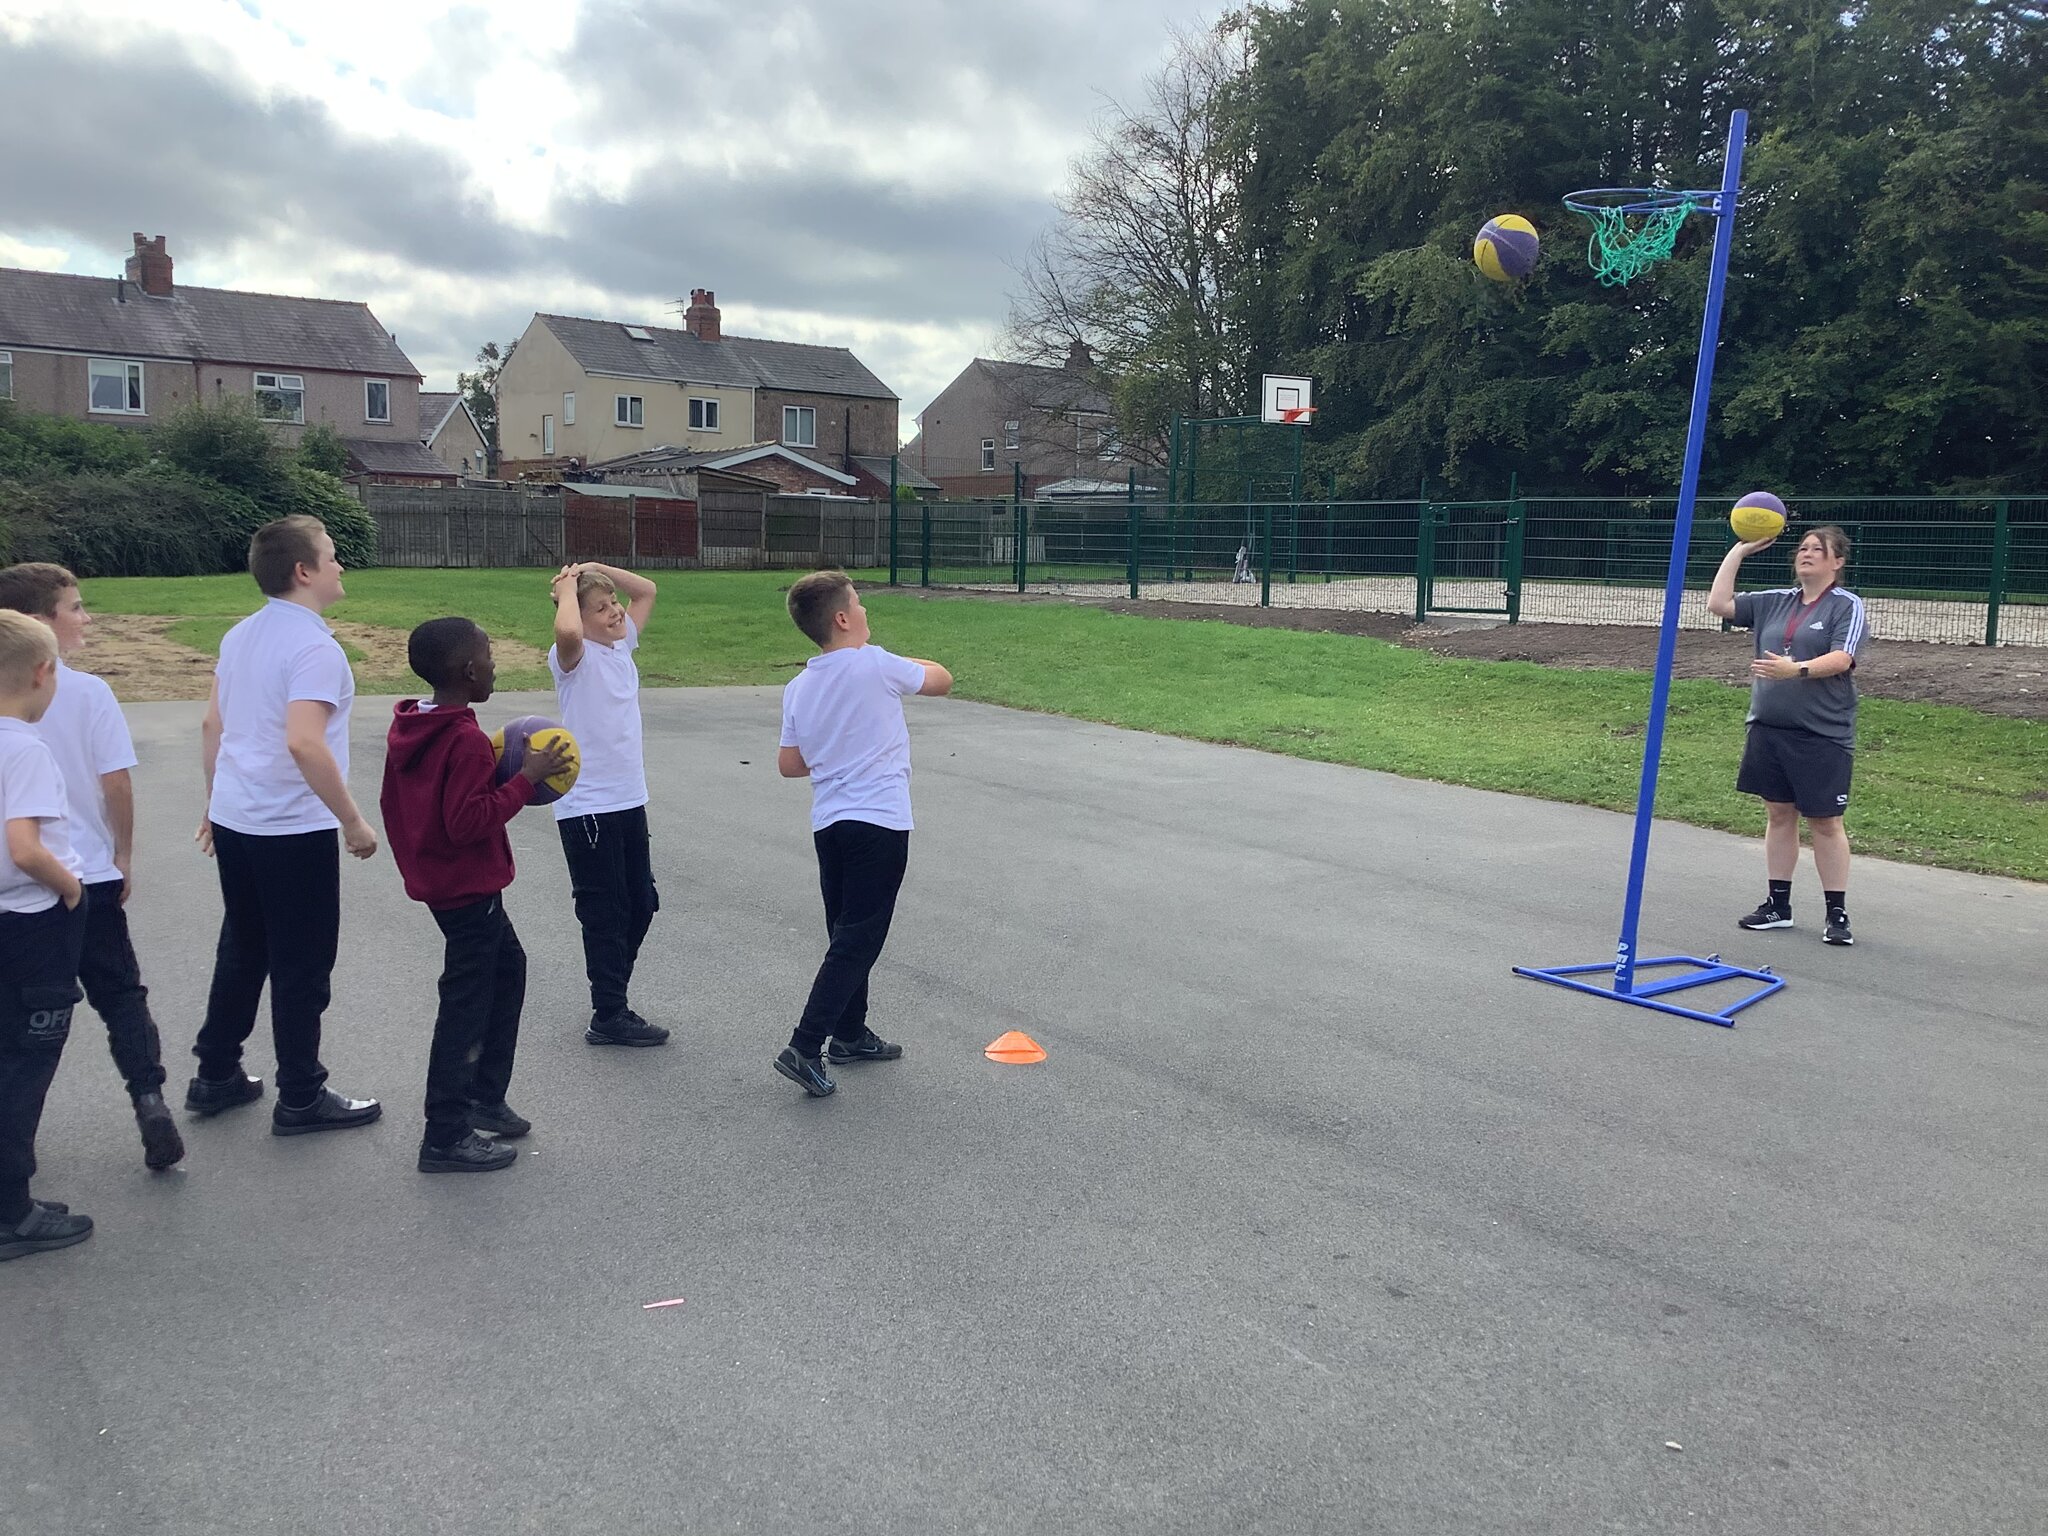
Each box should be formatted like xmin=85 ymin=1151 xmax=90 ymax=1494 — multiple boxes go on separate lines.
xmin=1007 ymin=19 xmax=1256 ymax=465
xmin=457 ymin=339 xmax=517 ymax=474
xmin=296 ymin=423 xmax=350 ymax=477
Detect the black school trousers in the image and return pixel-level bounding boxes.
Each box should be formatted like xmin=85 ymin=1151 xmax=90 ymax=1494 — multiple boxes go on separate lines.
xmin=192 ymin=826 xmax=340 ymax=1103
xmin=80 ymin=879 xmax=167 ymax=1100
xmin=0 ymin=902 xmax=87 ymax=1224
xmin=423 ymin=894 xmax=526 ymax=1149
xmin=790 ymin=820 xmax=910 ymax=1057
xmin=557 ymin=806 xmax=658 ymax=1021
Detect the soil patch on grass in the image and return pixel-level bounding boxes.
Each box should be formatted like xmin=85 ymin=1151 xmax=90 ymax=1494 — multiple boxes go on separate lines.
xmin=82 ymin=615 xmax=549 ymax=701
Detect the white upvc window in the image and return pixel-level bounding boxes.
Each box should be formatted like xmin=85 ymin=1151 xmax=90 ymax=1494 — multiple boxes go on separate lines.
xmin=253 ymin=371 xmax=304 ymax=424
xmin=615 ymin=394 xmax=644 ymax=427
xmin=0 ymin=351 xmax=11 ymax=401
xmin=1097 ymin=424 xmax=1120 ymax=461
xmin=980 ymin=438 xmax=997 ymax=471
xmin=782 ymin=404 xmax=816 ymax=447
xmin=364 ymin=379 xmax=390 ymax=422
xmin=542 ymin=414 xmax=555 ymax=455
xmin=563 ymin=392 xmax=576 ymax=426
xmin=90 ymin=358 xmax=147 ymax=415
xmin=689 ymin=396 xmax=720 ymax=431
xmin=1004 ymin=419 xmax=1020 ymax=450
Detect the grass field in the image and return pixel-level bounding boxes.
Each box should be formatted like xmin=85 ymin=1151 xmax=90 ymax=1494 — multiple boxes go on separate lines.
xmin=78 ymin=569 xmax=2046 ymax=882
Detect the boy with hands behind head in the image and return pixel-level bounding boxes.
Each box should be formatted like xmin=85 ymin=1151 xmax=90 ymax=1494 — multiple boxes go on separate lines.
xmin=383 ymin=618 xmax=570 ymax=1173
xmin=0 ymin=610 xmax=93 ymax=1260
xmin=774 ymin=573 xmax=950 ymax=1098
xmin=547 ymin=561 xmax=668 ymax=1048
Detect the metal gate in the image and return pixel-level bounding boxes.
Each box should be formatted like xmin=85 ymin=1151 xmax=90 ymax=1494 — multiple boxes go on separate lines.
xmin=1416 ymin=500 xmax=1525 ymax=622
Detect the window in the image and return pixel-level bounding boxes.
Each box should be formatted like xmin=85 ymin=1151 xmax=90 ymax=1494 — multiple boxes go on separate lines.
xmin=542 ymin=414 xmax=555 ymax=455
xmin=91 ymin=359 xmax=147 ymax=415
xmin=782 ymin=404 xmax=816 ymax=448
xmin=615 ymin=394 xmax=644 ymax=427
xmin=253 ymin=371 xmax=303 ymax=423
xmin=364 ymin=379 xmax=390 ymax=422
xmin=980 ymin=438 xmax=997 ymax=472
xmin=563 ymin=392 xmax=576 ymax=426
xmin=0 ymin=351 xmax=11 ymax=401
xmin=1004 ymin=419 xmax=1020 ymax=450
xmin=1097 ymin=424 xmax=1120 ymax=461
xmin=689 ymin=397 xmax=720 ymax=431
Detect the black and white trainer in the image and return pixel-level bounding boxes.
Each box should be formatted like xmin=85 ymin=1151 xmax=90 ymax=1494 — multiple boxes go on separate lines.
xmin=1737 ymin=900 xmax=1793 ymax=931
xmin=1823 ymin=910 xmax=1854 ymax=946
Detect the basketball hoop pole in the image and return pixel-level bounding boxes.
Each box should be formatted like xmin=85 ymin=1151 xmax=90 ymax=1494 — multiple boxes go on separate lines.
xmin=1517 ymin=109 xmax=1784 ymax=1028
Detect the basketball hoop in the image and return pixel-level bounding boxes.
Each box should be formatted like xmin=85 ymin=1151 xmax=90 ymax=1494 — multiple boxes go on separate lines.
xmin=1563 ymin=186 xmax=1720 ymax=287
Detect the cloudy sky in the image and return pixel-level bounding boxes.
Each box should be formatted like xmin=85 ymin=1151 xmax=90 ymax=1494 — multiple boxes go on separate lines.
xmin=0 ymin=0 xmax=1225 ymax=434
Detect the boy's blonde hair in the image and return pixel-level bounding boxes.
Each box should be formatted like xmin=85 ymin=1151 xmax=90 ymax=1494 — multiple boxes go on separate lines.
xmin=0 ymin=608 xmax=58 ymax=692
xmin=0 ymin=562 xmax=79 ymax=619
xmin=248 ymin=515 xmax=330 ymax=597
xmin=787 ymin=570 xmax=854 ymax=646
xmin=575 ymin=569 xmax=618 ymax=607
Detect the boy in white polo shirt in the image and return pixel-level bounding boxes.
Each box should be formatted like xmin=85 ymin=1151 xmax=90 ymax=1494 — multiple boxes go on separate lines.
xmin=548 ymin=561 xmax=668 ymax=1048
xmin=773 ymin=572 xmax=951 ymax=1098
xmin=0 ymin=563 xmax=183 ymax=1170
xmin=188 ymin=515 xmax=383 ymax=1136
xmin=0 ymin=609 xmax=94 ymax=1261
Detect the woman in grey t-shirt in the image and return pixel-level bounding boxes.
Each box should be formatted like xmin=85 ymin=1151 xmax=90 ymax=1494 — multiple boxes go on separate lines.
xmin=1706 ymin=525 xmax=1869 ymax=946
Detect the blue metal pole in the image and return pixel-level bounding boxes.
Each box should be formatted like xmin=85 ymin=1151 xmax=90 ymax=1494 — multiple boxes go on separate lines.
xmin=1613 ymin=110 xmax=1747 ymax=996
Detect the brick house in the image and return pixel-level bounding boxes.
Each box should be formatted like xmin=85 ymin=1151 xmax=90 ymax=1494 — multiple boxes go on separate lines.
xmin=419 ymin=390 xmax=490 ymax=476
xmin=496 ymin=292 xmax=899 ymax=480
xmin=912 ymin=342 xmax=1130 ymax=497
xmin=0 ymin=232 xmax=450 ymax=482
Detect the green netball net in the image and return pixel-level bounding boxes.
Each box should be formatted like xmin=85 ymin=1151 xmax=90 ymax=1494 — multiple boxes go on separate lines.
xmin=1563 ymin=189 xmax=1698 ymax=286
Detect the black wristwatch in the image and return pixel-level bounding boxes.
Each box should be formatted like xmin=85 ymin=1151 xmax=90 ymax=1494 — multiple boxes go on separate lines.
xmin=1798 ymin=664 xmax=1810 ymax=679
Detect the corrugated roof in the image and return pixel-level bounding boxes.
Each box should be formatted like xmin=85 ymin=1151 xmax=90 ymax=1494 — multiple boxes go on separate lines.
xmin=0 ymin=267 xmax=419 ymax=377
xmin=538 ymin=313 xmax=895 ymax=401
xmin=344 ymin=437 xmax=454 ymax=476
xmin=978 ymin=358 xmax=1111 ymax=416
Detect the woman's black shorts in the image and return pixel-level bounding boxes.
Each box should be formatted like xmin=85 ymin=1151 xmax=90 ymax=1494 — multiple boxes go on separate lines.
xmin=1737 ymin=723 xmax=1853 ymax=818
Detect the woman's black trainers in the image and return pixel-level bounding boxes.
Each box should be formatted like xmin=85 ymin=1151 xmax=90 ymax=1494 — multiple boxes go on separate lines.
xmin=0 ymin=1203 xmax=94 ymax=1262
xmin=1737 ymin=901 xmax=1793 ymax=931
xmin=418 ymin=1132 xmax=518 ymax=1173
xmin=773 ymin=1049 xmax=836 ymax=1097
xmin=827 ymin=1032 xmax=904 ymax=1065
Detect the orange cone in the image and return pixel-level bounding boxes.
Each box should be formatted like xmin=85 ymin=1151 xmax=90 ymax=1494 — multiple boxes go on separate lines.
xmin=984 ymin=1030 xmax=1047 ymax=1064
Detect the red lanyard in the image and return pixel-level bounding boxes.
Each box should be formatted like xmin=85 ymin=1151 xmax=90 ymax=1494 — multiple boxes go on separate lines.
xmin=1784 ymin=585 xmax=1834 ymax=650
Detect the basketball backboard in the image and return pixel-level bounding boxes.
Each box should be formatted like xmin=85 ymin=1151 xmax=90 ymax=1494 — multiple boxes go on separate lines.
xmin=1261 ymin=374 xmax=1315 ymax=425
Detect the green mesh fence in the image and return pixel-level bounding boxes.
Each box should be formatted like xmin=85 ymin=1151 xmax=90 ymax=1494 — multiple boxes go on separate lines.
xmin=894 ymin=495 xmax=2048 ymax=647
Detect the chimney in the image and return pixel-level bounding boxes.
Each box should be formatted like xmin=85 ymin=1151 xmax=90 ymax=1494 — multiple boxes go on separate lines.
xmin=684 ymin=287 xmax=721 ymax=342
xmin=1064 ymin=337 xmax=1091 ymax=373
xmin=125 ymin=233 xmax=174 ymax=297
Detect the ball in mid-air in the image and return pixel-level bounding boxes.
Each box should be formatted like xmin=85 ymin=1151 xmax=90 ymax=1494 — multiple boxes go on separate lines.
xmin=1473 ymin=214 xmax=1540 ymax=282
xmin=1730 ymin=492 xmax=1788 ymax=543
xmin=491 ymin=715 xmax=580 ymax=806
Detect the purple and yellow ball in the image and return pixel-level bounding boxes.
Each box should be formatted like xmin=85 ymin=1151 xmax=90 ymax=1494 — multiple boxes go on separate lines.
xmin=490 ymin=715 xmax=581 ymax=806
xmin=1730 ymin=492 xmax=1788 ymax=543
xmin=1473 ymin=214 xmax=1540 ymax=282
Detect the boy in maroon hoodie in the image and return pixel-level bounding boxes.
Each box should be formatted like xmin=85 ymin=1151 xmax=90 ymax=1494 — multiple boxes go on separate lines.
xmin=382 ymin=618 xmax=569 ymax=1173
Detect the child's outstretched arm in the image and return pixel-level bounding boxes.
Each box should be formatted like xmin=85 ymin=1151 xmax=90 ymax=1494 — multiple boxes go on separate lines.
xmin=907 ymin=658 xmax=953 ymax=696
xmin=550 ymin=565 xmax=586 ymax=673
xmin=584 ymin=563 xmax=658 ymax=633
